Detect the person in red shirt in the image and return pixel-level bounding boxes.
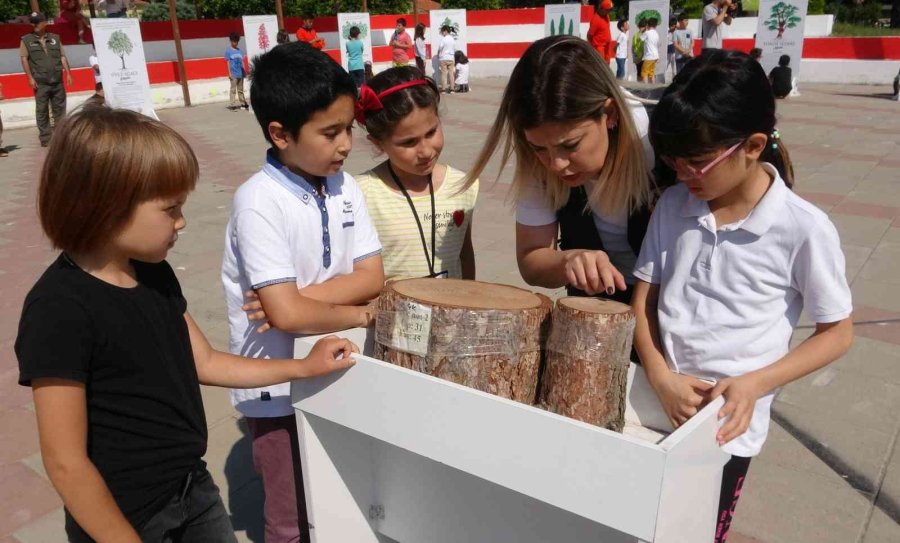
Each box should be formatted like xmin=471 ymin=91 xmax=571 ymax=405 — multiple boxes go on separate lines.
xmin=295 ymin=16 xmax=325 ymax=49
xmin=57 ymin=0 xmax=90 ymax=44
xmin=587 ymin=0 xmax=614 ymax=64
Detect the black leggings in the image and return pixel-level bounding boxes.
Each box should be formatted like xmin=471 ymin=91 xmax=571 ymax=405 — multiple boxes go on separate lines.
xmin=715 ymin=455 xmax=752 ymax=543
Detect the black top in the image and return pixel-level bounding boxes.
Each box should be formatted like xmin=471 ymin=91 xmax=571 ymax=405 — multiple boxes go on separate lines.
xmin=16 ymin=255 xmax=207 ymax=532
xmin=769 ymin=66 xmax=792 ymax=98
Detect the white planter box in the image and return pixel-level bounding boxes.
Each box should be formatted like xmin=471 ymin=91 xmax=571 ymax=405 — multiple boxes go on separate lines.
xmin=293 ymin=327 xmax=728 ymax=543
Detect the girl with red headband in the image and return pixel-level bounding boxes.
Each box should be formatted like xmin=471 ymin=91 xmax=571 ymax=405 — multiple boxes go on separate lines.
xmin=354 ymin=67 xmax=478 ymax=281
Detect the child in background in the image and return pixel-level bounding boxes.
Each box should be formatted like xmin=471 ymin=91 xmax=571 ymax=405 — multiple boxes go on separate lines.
xmin=225 ymin=32 xmax=249 ymax=111
xmin=346 ymin=26 xmax=365 ymax=88
xmin=666 ymin=18 xmax=677 ymax=78
xmin=632 ymin=18 xmax=647 ymax=81
xmin=295 ymin=16 xmax=325 ymax=49
xmin=58 ymin=0 xmax=90 ymax=44
xmin=390 ymin=18 xmax=413 ymax=67
xmin=454 ymin=50 xmax=470 ymax=93
xmin=223 ymin=42 xmax=383 ymax=543
xmin=749 ymin=47 xmax=762 ymax=62
xmin=640 ymin=17 xmax=660 ymax=83
xmin=673 ymin=13 xmax=693 ymax=73
xmin=414 ymin=23 xmax=427 ymax=75
xmin=615 ymin=19 xmax=629 ymax=80
xmin=768 ymin=54 xmax=792 ymax=98
xmin=635 ymin=49 xmax=853 ymax=543
xmin=89 ymin=46 xmax=102 ymax=97
xmin=276 ymin=30 xmax=290 ymax=45
xmin=16 ymin=107 xmax=357 ymax=542
xmin=438 ymin=25 xmax=456 ymax=94
xmin=355 ymin=67 xmax=477 ymax=280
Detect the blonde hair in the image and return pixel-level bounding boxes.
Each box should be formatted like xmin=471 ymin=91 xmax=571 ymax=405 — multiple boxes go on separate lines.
xmin=464 ymin=36 xmax=649 ymax=216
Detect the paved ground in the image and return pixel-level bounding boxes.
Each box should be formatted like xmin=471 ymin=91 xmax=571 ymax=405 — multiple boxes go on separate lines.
xmin=1 ymin=78 xmax=898 ymax=542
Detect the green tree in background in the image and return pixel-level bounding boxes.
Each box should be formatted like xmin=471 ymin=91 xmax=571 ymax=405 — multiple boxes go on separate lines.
xmin=140 ymin=0 xmax=198 ymax=21
xmin=443 ymin=0 xmax=503 ymax=8
xmin=0 ymin=0 xmax=58 ymax=23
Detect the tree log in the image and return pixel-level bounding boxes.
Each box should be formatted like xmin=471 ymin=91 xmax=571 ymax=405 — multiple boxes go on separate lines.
xmin=539 ymin=297 xmax=635 ymax=432
xmin=374 ymin=279 xmax=550 ymax=404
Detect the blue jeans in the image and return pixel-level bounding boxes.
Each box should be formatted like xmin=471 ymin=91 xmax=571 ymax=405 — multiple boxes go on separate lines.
xmin=615 ymin=58 xmax=626 ymax=80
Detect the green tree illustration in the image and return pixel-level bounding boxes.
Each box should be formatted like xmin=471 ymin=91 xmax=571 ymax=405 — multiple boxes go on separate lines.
xmin=107 ymin=30 xmax=134 ymax=70
xmin=765 ymin=2 xmax=802 ymax=39
xmin=440 ymin=17 xmax=461 ymax=37
xmin=559 ymin=14 xmax=566 ymax=34
xmin=342 ymin=20 xmax=369 ymax=39
xmin=568 ymin=18 xmax=574 ymax=35
xmin=636 ymin=9 xmax=662 ymax=24
xmin=550 ymin=18 xmax=556 ymax=35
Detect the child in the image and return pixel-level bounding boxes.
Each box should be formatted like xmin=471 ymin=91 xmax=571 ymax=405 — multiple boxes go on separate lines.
xmin=894 ymin=68 xmax=899 ymax=99
xmin=641 ymin=17 xmax=660 ymax=83
xmin=390 ymin=18 xmax=413 ymax=67
xmin=355 ymin=67 xmax=477 ymax=280
xmin=769 ymin=54 xmax=792 ymax=98
xmin=437 ymin=25 xmax=456 ymax=94
xmin=667 ymin=17 xmax=677 ymax=78
xmin=454 ymin=50 xmax=470 ymax=93
xmin=414 ymin=22 xmax=427 ymax=75
xmin=673 ymin=13 xmax=694 ymax=73
xmin=277 ymin=29 xmax=290 ymax=45
xmin=225 ymin=32 xmax=249 ymax=111
xmin=346 ymin=26 xmax=365 ymax=88
xmin=15 ymin=107 xmax=358 ymax=542
xmin=295 ymin=16 xmax=325 ymax=49
xmin=89 ymin=46 xmax=102 ymax=97
xmin=634 ymin=49 xmax=853 ymax=543
xmin=222 ymin=42 xmax=383 ymax=542
xmin=615 ymin=19 xmax=629 ymax=80
xmin=749 ymin=47 xmax=762 ymax=62
xmin=632 ymin=18 xmax=647 ymax=81
xmin=0 ymin=81 xmax=6 ymax=158
xmin=58 ymin=0 xmax=90 ymax=44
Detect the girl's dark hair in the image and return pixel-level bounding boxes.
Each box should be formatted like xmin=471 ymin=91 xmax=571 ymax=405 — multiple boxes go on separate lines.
xmin=454 ymin=50 xmax=468 ymax=64
xmin=350 ymin=26 xmax=360 ymax=38
xmin=649 ymin=49 xmax=794 ymax=187
xmin=779 ymin=54 xmax=790 ymax=66
xmin=361 ymin=66 xmax=440 ymax=141
xmin=414 ymin=23 xmax=426 ymax=40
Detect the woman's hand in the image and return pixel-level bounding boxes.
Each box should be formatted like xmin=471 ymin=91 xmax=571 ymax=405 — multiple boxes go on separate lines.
xmin=648 ymin=369 xmax=714 ymax=428
xmin=562 ymin=249 xmax=627 ymax=296
xmin=709 ymin=374 xmax=766 ymax=446
xmin=242 ymin=290 xmax=270 ymax=333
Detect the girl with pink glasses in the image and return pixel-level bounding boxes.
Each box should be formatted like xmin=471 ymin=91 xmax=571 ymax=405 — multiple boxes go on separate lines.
xmin=633 ymin=49 xmax=854 ymax=543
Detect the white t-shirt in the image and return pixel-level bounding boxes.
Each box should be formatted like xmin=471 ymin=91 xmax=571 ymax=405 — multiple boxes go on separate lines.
xmin=515 ymin=93 xmax=653 ymax=284
xmin=616 ymin=31 xmax=628 ymax=59
xmin=641 ymin=28 xmax=660 ymax=61
xmin=455 ymin=63 xmax=469 ymax=85
xmin=633 ymin=165 xmax=852 ymax=457
xmin=415 ymin=37 xmax=426 ymax=59
xmin=439 ymin=35 xmax=456 ymax=61
xmin=88 ymin=55 xmax=101 ymax=83
xmin=222 ymin=153 xmax=382 ymax=418
xmin=702 ymin=3 xmax=724 ymax=49
xmin=103 ymin=0 xmax=127 ymax=16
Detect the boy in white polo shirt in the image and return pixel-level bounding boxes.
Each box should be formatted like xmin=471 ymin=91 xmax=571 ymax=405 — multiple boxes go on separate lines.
xmin=633 ymin=51 xmax=853 ymax=543
xmin=221 ymin=42 xmax=383 ymax=543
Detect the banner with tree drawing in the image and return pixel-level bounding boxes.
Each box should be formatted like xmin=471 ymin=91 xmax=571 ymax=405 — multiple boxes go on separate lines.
xmin=755 ymin=0 xmax=808 ymax=80
xmin=92 ymin=18 xmax=156 ymax=118
xmin=242 ymin=15 xmax=278 ymax=63
xmin=338 ymin=12 xmax=373 ymax=72
xmin=628 ymin=0 xmax=669 ymax=82
xmin=545 ymin=4 xmax=582 ymax=38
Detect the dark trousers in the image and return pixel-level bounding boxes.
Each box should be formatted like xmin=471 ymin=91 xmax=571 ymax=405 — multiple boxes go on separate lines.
xmin=66 ymin=468 xmax=236 ymax=542
xmin=715 ymin=455 xmax=752 ymax=543
xmin=415 ymin=56 xmax=426 ymax=75
xmin=676 ymin=57 xmax=690 ymax=74
xmin=615 ymin=58 xmax=626 ymax=79
xmin=634 ymin=61 xmax=643 ymax=80
xmin=349 ymin=69 xmax=365 ymax=88
xmin=35 ymin=81 xmax=67 ymax=145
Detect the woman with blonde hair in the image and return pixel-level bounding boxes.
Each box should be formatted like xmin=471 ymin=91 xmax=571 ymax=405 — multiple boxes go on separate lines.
xmin=466 ymin=35 xmax=660 ymax=303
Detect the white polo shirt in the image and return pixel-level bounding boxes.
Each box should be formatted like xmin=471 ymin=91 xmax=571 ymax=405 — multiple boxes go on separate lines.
xmin=634 ymin=164 xmax=852 ymax=457
xmin=222 ymin=152 xmax=382 ymax=418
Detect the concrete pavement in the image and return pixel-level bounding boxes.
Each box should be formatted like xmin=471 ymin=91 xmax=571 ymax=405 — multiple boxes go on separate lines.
xmin=1 ymin=78 xmax=898 ymax=542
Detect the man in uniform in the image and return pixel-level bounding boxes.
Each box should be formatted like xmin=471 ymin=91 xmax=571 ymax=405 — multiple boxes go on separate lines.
xmin=20 ymin=13 xmax=73 ymax=147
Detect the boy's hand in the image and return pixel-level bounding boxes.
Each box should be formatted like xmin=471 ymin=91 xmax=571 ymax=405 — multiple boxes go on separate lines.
xmin=299 ymin=335 xmax=359 ymax=378
xmin=242 ymin=290 xmax=270 ymax=333
xmin=563 ymin=249 xmax=627 ymax=296
xmin=648 ymin=370 xmax=714 ymax=428
xmin=709 ymin=373 xmax=765 ymax=446
xmin=358 ymin=302 xmax=377 ymax=328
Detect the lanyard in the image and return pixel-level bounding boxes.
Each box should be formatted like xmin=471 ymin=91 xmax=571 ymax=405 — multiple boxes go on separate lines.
xmin=387 ymin=163 xmax=437 ymax=278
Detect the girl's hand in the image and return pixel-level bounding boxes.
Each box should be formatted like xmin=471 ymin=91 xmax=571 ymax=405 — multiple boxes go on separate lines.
xmin=562 ymin=250 xmax=627 ymax=296
xmin=648 ymin=370 xmax=714 ymax=428
xmin=300 ymin=336 xmax=359 ymax=378
xmin=242 ymin=290 xmax=270 ymax=333
xmin=709 ymin=374 xmax=766 ymax=446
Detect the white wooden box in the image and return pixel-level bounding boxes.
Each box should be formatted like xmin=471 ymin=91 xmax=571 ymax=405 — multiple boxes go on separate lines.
xmin=293 ymin=328 xmax=728 ymax=543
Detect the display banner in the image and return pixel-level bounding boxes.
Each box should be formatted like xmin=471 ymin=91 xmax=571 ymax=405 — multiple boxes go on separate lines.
xmin=755 ymin=0 xmax=808 ymax=82
xmin=338 ymin=12 xmax=374 ymax=71
xmin=92 ymin=18 xmax=156 ymax=117
xmin=628 ymin=0 xmax=669 ymax=82
xmin=242 ymin=15 xmax=279 ymax=62
xmin=430 ymin=8 xmax=467 ymax=56
xmin=545 ymin=4 xmax=582 ymax=38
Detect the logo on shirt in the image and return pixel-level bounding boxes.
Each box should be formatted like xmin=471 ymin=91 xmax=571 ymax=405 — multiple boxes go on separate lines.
xmin=452 ymin=209 xmax=465 ymax=227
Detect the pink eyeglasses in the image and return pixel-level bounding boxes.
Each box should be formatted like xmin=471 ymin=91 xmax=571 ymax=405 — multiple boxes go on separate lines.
xmin=660 ymin=140 xmax=745 ymax=179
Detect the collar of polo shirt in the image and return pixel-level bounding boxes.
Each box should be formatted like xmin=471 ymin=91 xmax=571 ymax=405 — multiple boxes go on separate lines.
xmin=264 ymin=150 xmax=337 ymax=201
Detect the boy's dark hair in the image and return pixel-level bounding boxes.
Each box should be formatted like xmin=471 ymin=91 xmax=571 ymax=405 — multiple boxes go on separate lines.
xmin=441 ymin=25 xmax=452 ymax=33
xmin=276 ymin=30 xmax=289 ymax=44
xmin=350 ymin=26 xmax=360 ymax=38
xmin=638 ymin=19 xmax=647 ymax=28
xmin=454 ymin=50 xmax=469 ymax=64
xmin=617 ymin=19 xmax=627 ymax=31
xmin=361 ymin=66 xmax=440 ymax=141
xmin=749 ymin=47 xmax=762 ymax=59
xmin=397 ymin=17 xmax=407 ymax=27
xmin=669 ymin=17 xmax=677 ymax=28
xmin=650 ymin=49 xmax=794 ymax=187
xmin=779 ymin=54 xmax=790 ymax=66
xmin=677 ymin=12 xmax=689 ymax=22
xmin=648 ymin=18 xmax=658 ymax=27
xmin=250 ymin=42 xmax=357 ymax=145
xmin=229 ymin=31 xmax=240 ymax=43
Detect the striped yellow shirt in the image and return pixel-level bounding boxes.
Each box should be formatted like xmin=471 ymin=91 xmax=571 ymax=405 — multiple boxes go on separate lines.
xmin=356 ymin=165 xmax=478 ymax=280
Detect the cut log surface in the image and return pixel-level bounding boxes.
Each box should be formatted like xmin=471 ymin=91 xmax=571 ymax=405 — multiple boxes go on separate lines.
xmin=374 ymin=279 xmax=550 ymax=404
xmin=539 ymin=297 xmax=635 ymax=432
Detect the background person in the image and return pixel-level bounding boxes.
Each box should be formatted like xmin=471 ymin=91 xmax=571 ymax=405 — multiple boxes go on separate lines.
xmin=20 ymin=12 xmax=72 ymax=147
xmin=587 ymin=0 xmax=614 ymax=67
xmin=390 ymin=18 xmax=413 ymax=67
xmin=702 ymin=0 xmax=734 ymax=50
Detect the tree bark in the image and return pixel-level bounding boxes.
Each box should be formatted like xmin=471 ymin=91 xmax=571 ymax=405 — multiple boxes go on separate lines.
xmin=539 ymin=297 xmax=635 ymax=432
xmin=374 ymin=279 xmax=550 ymax=404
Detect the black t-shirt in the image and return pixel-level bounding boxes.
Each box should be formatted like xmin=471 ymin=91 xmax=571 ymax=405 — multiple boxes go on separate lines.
xmin=16 ymin=254 xmax=207 ymax=532
xmin=769 ymin=66 xmax=792 ymax=98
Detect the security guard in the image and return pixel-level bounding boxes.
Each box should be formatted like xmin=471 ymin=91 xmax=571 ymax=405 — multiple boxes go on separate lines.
xmin=20 ymin=12 xmax=73 ymax=147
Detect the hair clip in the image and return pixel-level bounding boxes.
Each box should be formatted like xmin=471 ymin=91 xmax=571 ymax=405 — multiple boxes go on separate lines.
xmin=771 ymin=129 xmax=780 ymax=150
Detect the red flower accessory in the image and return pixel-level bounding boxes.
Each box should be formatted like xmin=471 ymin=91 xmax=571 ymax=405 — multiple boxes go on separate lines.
xmin=355 ymin=79 xmax=432 ymax=125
